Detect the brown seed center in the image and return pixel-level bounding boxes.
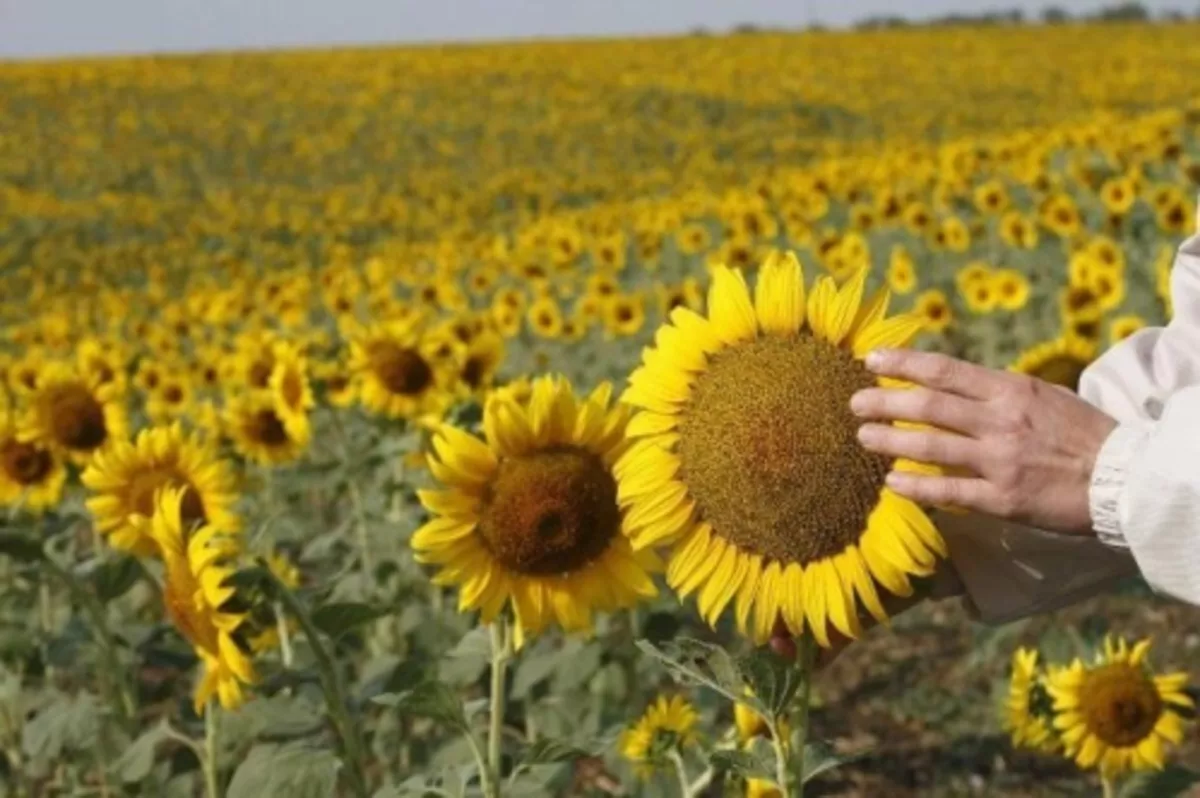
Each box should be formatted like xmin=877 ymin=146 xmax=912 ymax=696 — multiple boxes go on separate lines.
xmin=1080 ymin=663 xmax=1163 ymax=748
xmin=46 ymin=384 xmax=108 ymax=451
xmin=677 ymin=335 xmax=889 ymax=566
xmin=1 ymin=440 xmax=54 ymax=485
xmin=249 ymin=410 xmax=290 ymax=446
xmin=125 ymin=467 xmax=207 ymax=526
xmin=477 ymin=447 xmax=619 ymax=575
xmin=368 ymin=341 xmax=434 ymax=396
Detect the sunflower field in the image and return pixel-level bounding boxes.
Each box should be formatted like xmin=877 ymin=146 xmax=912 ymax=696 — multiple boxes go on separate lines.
xmin=1 ymin=20 xmax=1199 ymax=798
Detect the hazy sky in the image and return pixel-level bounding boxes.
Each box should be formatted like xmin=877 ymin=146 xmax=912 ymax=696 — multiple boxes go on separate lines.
xmin=0 ymin=0 xmax=1192 ymax=59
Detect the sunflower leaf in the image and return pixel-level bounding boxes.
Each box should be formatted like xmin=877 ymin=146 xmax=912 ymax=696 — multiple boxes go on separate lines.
xmin=373 ymin=682 xmax=470 ymax=735
xmin=0 ymin=531 xmax=45 ymax=563
xmin=87 ymin=554 xmax=142 ymax=604
xmin=736 ymin=647 xmax=804 ymax=718
xmin=709 ymin=748 xmax=774 ymax=780
xmin=1118 ymin=766 xmax=1200 ymax=798
xmin=521 ymin=736 xmax=593 ymax=765
xmin=801 ymin=740 xmax=856 ymax=784
xmin=310 ymin=601 xmax=391 ymax=640
xmin=635 ymin=638 xmax=745 ymax=704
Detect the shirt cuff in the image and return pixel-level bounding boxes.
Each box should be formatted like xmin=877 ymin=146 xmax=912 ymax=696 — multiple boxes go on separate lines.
xmin=1089 ymin=422 xmax=1152 ymax=548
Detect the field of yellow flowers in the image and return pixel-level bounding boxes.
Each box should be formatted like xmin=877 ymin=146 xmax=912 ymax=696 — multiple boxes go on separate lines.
xmin=1 ymin=21 xmax=1199 ymax=798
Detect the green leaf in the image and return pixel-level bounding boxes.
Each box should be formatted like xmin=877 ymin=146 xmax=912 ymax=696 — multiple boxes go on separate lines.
xmin=225 ymin=743 xmax=340 ymax=798
xmin=801 ymin=741 xmax=855 ymax=784
xmin=736 ymin=647 xmax=803 ymax=718
xmin=522 ymin=737 xmax=591 ymax=765
xmin=439 ymin=626 xmax=492 ymax=686
xmin=89 ymin=555 xmax=142 ymax=603
xmin=511 ymin=644 xmax=563 ymax=700
xmin=636 ymin=638 xmax=745 ymax=704
xmin=709 ymin=748 xmax=774 ymax=780
xmin=310 ymin=601 xmax=391 ymax=639
xmin=373 ymin=682 xmax=470 ymax=734
xmin=0 ymin=532 xmax=44 ymax=563
xmin=112 ymin=719 xmax=170 ymax=783
xmin=1119 ymin=767 xmax=1200 ymax=798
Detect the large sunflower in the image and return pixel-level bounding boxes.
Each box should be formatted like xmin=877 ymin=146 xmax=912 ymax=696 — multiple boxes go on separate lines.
xmin=1003 ymin=647 xmax=1059 ymax=754
xmin=1047 ymin=637 xmax=1191 ymax=780
xmin=1008 ymin=335 xmax=1097 ymax=392
xmin=349 ymin=320 xmax=458 ymax=422
xmin=411 ymin=375 xmax=660 ymax=647
xmin=20 ymin=363 xmax=127 ymax=463
xmin=150 ymin=488 xmax=255 ymax=712
xmin=82 ymin=424 xmax=240 ymax=556
xmin=0 ymin=411 xmax=66 ymax=514
xmin=617 ymin=252 xmax=943 ymax=647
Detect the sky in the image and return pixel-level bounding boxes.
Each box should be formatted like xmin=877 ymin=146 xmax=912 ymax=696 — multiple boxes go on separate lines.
xmin=0 ymin=0 xmax=1192 ymax=59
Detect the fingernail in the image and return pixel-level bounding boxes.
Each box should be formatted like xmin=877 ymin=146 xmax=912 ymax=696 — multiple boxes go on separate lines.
xmin=849 ymin=391 xmax=868 ymax=415
xmin=864 ymin=350 xmax=888 ymax=371
xmin=856 ymin=424 xmax=877 ymax=444
xmin=885 ymin=471 xmax=906 ymax=488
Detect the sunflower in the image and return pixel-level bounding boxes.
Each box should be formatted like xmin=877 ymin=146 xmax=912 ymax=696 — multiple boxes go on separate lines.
xmin=886 ymin=246 xmax=917 ymax=295
xmin=1110 ymin=315 xmax=1147 ymax=344
xmin=76 ymin=338 xmax=128 ymax=394
xmin=0 ymin=412 xmax=66 ymax=514
xmin=603 ymin=293 xmax=647 ymax=338
xmin=82 ymin=423 xmax=240 ymax=556
xmin=225 ymin=393 xmax=309 ymax=465
xmin=526 ymin=296 xmax=565 ymax=339
xmin=620 ymin=695 xmax=700 ymax=778
xmin=268 ymin=342 xmax=313 ymax=441
xmin=458 ymin=330 xmax=505 ymax=394
xmin=1009 ymin=336 xmax=1097 ymax=392
xmin=999 ymin=211 xmax=1039 ymax=249
xmin=913 ymin=289 xmax=954 ymax=334
xmin=411 ymin=375 xmax=660 ymax=647
xmin=618 ymin=252 xmax=944 ymax=647
xmin=349 ymin=320 xmax=458 ymax=422
xmin=146 ymin=373 xmax=195 ymax=425
xmin=150 ymin=488 xmax=256 ymax=713
xmin=1047 ymin=637 xmax=1192 ymax=780
xmin=20 ymin=364 xmax=127 ymax=463
xmin=992 ymin=269 xmax=1031 ymax=312
xmin=1003 ymin=647 xmax=1059 ymax=754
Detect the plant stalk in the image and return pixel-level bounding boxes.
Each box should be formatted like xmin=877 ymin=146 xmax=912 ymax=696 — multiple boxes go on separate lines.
xmin=486 ymin=619 xmax=513 ymax=797
xmin=202 ymin=701 xmax=220 ymax=798
xmin=274 ymin=601 xmax=294 ymax=668
xmin=792 ymin=634 xmax=816 ymax=798
xmin=1101 ymin=776 xmax=1116 ymax=798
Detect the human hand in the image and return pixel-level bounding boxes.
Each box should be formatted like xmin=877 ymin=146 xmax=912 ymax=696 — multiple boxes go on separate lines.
xmin=849 ymin=349 xmax=1118 ymax=536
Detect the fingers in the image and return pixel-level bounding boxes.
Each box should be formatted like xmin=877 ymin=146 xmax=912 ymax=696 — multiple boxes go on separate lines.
xmin=883 ymin=471 xmax=999 ymax=514
xmin=850 ymin=386 xmax=986 ymax=435
xmin=864 ymin=349 xmax=1000 ymax=400
xmin=858 ymin=424 xmax=982 ymax=470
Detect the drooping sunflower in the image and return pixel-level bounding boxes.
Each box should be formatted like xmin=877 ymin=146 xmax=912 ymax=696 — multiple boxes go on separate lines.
xmin=349 ymin=320 xmax=458 ymax=422
xmin=225 ymin=393 xmax=309 ymax=465
xmin=150 ymin=488 xmax=256 ymax=713
xmin=620 ymin=695 xmax=700 ymax=778
xmin=1003 ymin=647 xmax=1059 ymax=754
xmin=0 ymin=411 xmax=66 ymax=514
xmin=267 ymin=342 xmax=313 ymax=441
xmin=1047 ymin=637 xmax=1192 ymax=780
xmin=618 ymin=252 xmax=944 ymax=647
xmin=82 ymin=424 xmax=240 ymax=556
xmin=411 ymin=375 xmax=660 ymax=647
xmin=20 ymin=363 xmax=128 ymax=463
xmin=1009 ymin=336 xmax=1098 ymax=392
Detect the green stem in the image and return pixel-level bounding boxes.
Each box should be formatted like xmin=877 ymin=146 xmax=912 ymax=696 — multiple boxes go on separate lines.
xmin=1101 ymin=776 xmax=1116 ymax=798
xmin=668 ymin=749 xmax=691 ymax=797
xmin=274 ymin=602 xmax=294 ymax=669
xmin=792 ymin=635 xmax=816 ymax=798
xmin=264 ymin=564 xmax=369 ymax=798
xmin=486 ymin=619 xmax=513 ymax=797
xmin=41 ymin=557 xmax=136 ymax=732
xmin=202 ymin=701 xmax=220 ymax=798
xmin=770 ymin=720 xmax=792 ymax=797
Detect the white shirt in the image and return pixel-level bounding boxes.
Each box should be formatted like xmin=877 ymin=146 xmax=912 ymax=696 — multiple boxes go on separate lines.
xmin=941 ymin=225 xmax=1200 ymax=623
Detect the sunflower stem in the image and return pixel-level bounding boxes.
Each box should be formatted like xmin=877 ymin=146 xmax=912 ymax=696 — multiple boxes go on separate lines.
xmin=263 ymin=562 xmax=369 ymax=798
xmin=1101 ymin=776 xmax=1116 ymax=798
xmin=486 ymin=619 xmax=513 ymax=797
xmin=668 ymin=749 xmax=691 ymax=797
xmin=790 ymin=634 xmax=817 ymax=798
xmin=202 ymin=700 xmax=221 ymax=798
xmin=274 ymin=601 xmax=294 ymax=668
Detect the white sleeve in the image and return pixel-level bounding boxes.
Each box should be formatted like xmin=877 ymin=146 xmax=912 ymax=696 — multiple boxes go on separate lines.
xmin=1087 ymin=388 xmax=1200 ymax=605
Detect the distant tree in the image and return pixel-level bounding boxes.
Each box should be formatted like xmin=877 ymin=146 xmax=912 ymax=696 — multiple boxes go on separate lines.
xmin=1092 ymin=2 xmax=1150 ymax=21
xmin=855 ymin=15 xmax=911 ymax=30
xmin=1042 ymin=5 xmax=1072 ymax=23
xmin=1161 ymin=9 xmax=1187 ymax=21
